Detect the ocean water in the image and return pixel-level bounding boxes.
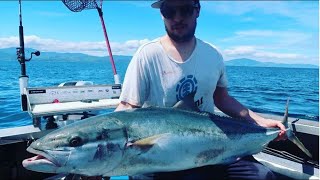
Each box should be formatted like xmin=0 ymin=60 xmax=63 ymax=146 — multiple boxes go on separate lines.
xmin=0 ymin=59 xmax=318 ymax=129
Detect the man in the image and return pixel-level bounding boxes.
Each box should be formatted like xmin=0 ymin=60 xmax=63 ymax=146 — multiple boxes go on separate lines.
xmin=116 ymin=0 xmax=286 ymax=179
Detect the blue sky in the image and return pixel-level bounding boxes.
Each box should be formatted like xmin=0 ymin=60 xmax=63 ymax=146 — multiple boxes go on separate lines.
xmin=0 ymin=1 xmax=318 ymax=65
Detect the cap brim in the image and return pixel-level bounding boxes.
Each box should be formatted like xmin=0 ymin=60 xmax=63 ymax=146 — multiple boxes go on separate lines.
xmin=151 ymin=0 xmax=164 ymax=8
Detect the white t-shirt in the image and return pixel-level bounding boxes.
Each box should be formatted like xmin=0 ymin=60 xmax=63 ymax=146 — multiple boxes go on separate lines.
xmin=119 ymin=38 xmax=228 ymax=113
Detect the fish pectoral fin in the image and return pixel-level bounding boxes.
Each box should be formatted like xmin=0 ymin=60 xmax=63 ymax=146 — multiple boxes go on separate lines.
xmin=130 ymin=133 xmax=170 ymax=151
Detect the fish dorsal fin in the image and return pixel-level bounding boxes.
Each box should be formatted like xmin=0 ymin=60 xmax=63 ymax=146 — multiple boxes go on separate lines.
xmin=129 ymin=133 xmax=170 ymax=151
xmin=173 ymin=92 xmax=200 ymax=112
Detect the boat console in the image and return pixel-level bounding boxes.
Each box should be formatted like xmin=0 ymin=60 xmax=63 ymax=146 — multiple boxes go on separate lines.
xmin=25 ymin=84 xmax=121 ymax=127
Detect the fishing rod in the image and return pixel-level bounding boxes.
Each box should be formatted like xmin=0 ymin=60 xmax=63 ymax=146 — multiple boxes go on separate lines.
xmin=17 ymin=0 xmax=40 ymax=111
xmin=62 ymin=0 xmax=120 ymax=85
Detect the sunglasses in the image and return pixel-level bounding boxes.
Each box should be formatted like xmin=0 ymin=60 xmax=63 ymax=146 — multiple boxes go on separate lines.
xmin=161 ymin=4 xmax=198 ymax=19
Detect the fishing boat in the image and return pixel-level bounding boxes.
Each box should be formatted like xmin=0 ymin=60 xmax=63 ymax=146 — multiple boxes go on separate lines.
xmin=0 ymin=0 xmax=318 ymax=179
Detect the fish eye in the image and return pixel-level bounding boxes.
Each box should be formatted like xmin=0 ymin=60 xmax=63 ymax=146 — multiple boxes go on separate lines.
xmin=69 ymin=136 xmax=83 ymax=147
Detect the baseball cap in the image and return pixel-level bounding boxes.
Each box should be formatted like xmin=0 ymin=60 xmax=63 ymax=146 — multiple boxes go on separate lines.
xmin=151 ymin=0 xmax=200 ymax=9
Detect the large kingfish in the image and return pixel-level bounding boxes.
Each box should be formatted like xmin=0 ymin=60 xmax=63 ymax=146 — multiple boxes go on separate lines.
xmin=22 ymin=94 xmax=311 ymax=176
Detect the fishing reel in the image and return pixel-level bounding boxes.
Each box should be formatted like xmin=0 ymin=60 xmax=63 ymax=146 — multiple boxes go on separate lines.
xmin=16 ymin=47 xmax=40 ymax=63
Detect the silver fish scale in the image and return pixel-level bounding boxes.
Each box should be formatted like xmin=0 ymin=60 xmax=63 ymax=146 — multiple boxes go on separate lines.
xmin=110 ymin=107 xmax=269 ymax=143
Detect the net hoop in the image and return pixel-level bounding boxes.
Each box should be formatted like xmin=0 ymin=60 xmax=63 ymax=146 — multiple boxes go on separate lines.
xmin=62 ymin=0 xmax=103 ymax=12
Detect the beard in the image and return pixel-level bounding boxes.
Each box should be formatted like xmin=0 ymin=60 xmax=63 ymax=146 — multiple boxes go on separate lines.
xmin=165 ymin=21 xmax=197 ymax=43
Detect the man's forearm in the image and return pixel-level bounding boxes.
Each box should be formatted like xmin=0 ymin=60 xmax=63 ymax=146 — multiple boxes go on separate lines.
xmin=216 ymin=96 xmax=250 ymax=119
xmin=215 ymin=96 xmax=267 ymax=125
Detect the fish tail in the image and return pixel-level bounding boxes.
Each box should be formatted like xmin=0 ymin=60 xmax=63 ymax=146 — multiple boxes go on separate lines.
xmin=283 ymin=98 xmax=312 ymax=158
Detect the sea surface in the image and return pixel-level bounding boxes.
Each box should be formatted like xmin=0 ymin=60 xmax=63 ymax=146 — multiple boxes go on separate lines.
xmin=0 ymin=59 xmax=318 ymax=129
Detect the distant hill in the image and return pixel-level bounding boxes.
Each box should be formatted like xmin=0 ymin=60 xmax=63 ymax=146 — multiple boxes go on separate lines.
xmin=0 ymin=47 xmax=132 ymax=62
xmin=1 ymin=48 xmax=318 ymax=69
xmin=0 ymin=48 xmax=17 ymax=60
xmin=225 ymin=58 xmax=318 ymax=69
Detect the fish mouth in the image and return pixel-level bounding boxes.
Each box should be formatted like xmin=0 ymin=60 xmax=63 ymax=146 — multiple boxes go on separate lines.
xmin=22 ymin=146 xmax=62 ymax=170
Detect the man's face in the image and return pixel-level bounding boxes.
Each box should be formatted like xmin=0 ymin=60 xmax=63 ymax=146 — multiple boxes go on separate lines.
xmin=161 ymin=0 xmax=200 ymax=43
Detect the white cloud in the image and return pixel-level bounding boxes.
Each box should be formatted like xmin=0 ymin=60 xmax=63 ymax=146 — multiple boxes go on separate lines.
xmin=0 ymin=36 xmax=19 ymax=48
xmin=235 ymin=30 xmax=276 ymax=37
xmin=253 ymin=52 xmax=304 ymax=60
xmin=224 ymin=46 xmax=256 ymax=56
xmin=229 ymin=30 xmax=314 ymax=50
xmin=203 ymin=1 xmax=292 ymax=16
xmin=240 ymin=17 xmax=255 ymax=22
xmin=225 ymin=30 xmax=310 ymax=42
xmin=219 ymin=29 xmax=318 ymax=65
xmin=0 ymin=35 xmax=317 ymax=65
xmin=199 ymin=1 xmax=318 ymax=65
xmin=245 ymin=30 xmax=311 ymax=40
xmin=223 ymin=46 xmax=312 ymax=64
xmin=0 ymin=35 xmax=151 ymax=56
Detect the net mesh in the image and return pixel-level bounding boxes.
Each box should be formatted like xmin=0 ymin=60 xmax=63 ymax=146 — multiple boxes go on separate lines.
xmin=61 ymin=0 xmax=102 ymax=12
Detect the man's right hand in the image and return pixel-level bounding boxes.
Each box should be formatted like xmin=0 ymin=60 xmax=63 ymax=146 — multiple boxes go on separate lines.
xmin=115 ymin=101 xmax=140 ymax=112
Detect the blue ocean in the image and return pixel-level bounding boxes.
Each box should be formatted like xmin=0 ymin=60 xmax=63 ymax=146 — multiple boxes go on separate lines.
xmin=0 ymin=58 xmax=318 ymax=129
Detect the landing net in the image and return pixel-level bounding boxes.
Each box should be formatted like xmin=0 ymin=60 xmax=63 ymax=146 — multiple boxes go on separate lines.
xmin=61 ymin=0 xmax=103 ymax=12
xmin=61 ymin=0 xmax=119 ymax=83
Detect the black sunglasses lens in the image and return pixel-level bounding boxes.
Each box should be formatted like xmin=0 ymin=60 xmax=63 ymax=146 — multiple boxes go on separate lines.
xmin=161 ymin=6 xmax=176 ymax=19
xmin=161 ymin=5 xmax=195 ymax=19
xmin=180 ymin=6 xmax=194 ymax=17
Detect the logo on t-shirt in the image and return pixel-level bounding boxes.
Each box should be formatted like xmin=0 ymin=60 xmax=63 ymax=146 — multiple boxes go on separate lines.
xmin=176 ymin=75 xmax=198 ymax=101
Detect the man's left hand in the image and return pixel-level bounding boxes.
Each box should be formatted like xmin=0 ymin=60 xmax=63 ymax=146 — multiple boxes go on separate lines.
xmin=262 ymin=119 xmax=287 ymax=141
